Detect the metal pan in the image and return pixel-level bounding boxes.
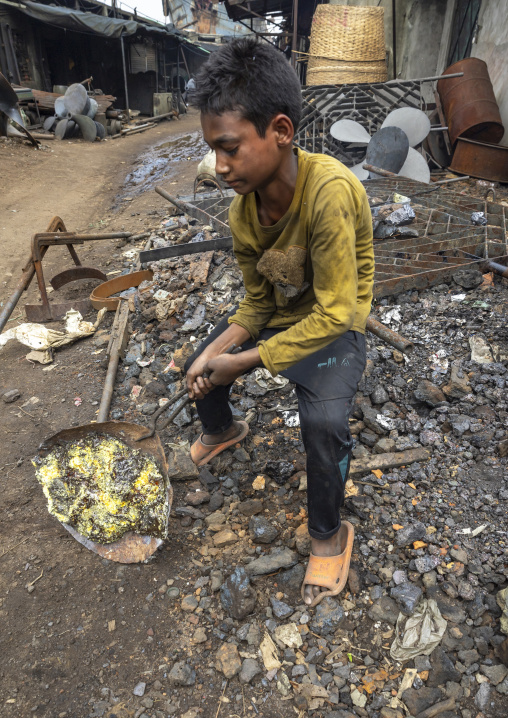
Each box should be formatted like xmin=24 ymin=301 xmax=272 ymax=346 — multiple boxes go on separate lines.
xmin=37 ymin=420 xmax=172 ymax=563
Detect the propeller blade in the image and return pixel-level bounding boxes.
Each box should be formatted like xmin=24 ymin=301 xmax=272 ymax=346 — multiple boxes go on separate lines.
xmin=397 ymin=147 xmax=431 ymax=183
xmin=87 ymin=98 xmax=98 ymax=119
xmin=43 ymin=115 xmax=57 ymax=132
xmin=349 ymin=162 xmax=370 ymax=181
xmin=55 ymin=118 xmax=70 ymax=140
xmin=330 ymin=119 xmax=371 ymax=144
xmin=63 ymin=83 xmax=88 ymax=115
xmin=54 ymin=96 xmax=69 ymax=119
xmin=366 ymin=126 xmax=409 ymax=176
xmin=381 ymin=108 xmax=431 ymax=147
xmin=72 ymin=113 xmax=97 ymax=142
xmin=94 ymin=120 xmax=106 ymax=140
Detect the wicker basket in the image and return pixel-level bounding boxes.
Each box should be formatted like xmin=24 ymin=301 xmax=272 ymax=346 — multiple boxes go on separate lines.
xmin=307 ymin=5 xmax=387 ymax=86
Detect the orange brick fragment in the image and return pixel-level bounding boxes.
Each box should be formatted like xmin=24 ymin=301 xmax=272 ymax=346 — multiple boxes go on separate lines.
xmin=392 ymin=524 xmax=404 ymax=530
xmin=413 ymin=541 xmax=427 ymax=549
xmin=371 ymin=469 xmax=383 ymax=479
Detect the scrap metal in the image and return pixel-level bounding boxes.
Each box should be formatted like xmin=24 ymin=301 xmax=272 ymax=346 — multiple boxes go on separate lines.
xmin=148 ymin=178 xmax=507 ymax=303
xmin=0 ymin=217 xmax=132 ymax=331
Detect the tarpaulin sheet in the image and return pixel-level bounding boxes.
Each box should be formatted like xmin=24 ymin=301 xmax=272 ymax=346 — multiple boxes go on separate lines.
xmin=1 ymin=0 xmax=179 ymax=38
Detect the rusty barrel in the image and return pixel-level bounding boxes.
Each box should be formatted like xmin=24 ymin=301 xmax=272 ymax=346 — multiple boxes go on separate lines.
xmin=449 ymin=137 xmax=508 ymax=183
xmin=437 ymin=58 xmax=504 ymax=146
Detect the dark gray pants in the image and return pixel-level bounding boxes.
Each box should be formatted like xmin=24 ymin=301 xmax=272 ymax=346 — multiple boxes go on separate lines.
xmin=185 ymin=312 xmax=366 ymax=539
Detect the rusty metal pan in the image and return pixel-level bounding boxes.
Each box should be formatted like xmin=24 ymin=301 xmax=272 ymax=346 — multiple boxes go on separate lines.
xmin=449 ymin=137 xmax=508 ymax=183
xmin=37 ymin=420 xmax=172 ymax=563
xmin=90 ymin=269 xmax=153 ymax=311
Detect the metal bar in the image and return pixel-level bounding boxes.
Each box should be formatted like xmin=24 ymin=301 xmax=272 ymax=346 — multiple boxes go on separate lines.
xmin=385 ymin=72 xmax=464 ymax=85
xmin=97 ymin=301 xmax=129 ymax=423
xmin=292 ymin=0 xmax=299 ymax=69
xmin=0 ymin=262 xmax=36 ymax=333
xmin=120 ymin=34 xmax=130 ymax=116
xmin=392 ymin=0 xmax=396 ymax=79
xmin=366 ymin=316 xmax=414 ymax=354
xmin=140 ymin=236 xmax=233 ymax=263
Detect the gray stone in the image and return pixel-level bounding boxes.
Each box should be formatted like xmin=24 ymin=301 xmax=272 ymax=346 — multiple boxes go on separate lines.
xmin=427 ymin=649 xmax=461 ymax=687
xmin=415 ymin=555 xmax=441 ymax=574
xmin=133 ymin=682 xmax=146 ymax=697
xmin=166 ymin=448 xmax=199 ymax=481
xmin=414 ymin=380 xmax=446 ymax=407
xmin=390 ymin=582 xmax=422 ymax=615
xmin=458 ymin=649 xmax=480 ymax=667
xmin=370 ymin=385 xmax=389 ymax=405
xmin=245 ymin=547 xmax=298 ymax=576
xmin=239 ymin=658 xmax=261 ymax=684
xmin=401 ymin=687 xmax=442 ymax=716
xmin=270 ymin=597 xmax=293 ymax=619
xmin=278 ymin=564 xmax=306 ymax=592
xmin=141 ymin=402 xmax=158 ymax=415
xmin=449 ymin=547 xmax=468 ymax=564
xmin=2 ymin=389 xmax=21 ymax=403
xmin=238 ymin=499 xmax=263 ymax=517
xmin=168 ymin=661 xmax=196 ymax=686
xmin=392 ymin=569 xmax=408 ymax=585
xmin=481 ymin=664 xmax=508 ymax=685
xmin=453 ymin=268 xmax=483 ymax=289
xmin=443 ymin=362 xmax=472 ymax=399
xmin=368 ymin=596 xmax=400 ymax=625
xmin=474 ymin=682 xmax=491 ymax=710
xmin=249 ymin=516 xmax=279 ymax=545
xmin=362 ymin=406 xmax=394 ymax=435
xmin=220 ymin=567 xmax=257 ymax=620
xmin=394 ymin=521 xmax=426 ymax=547
xmin=124 ymin=344 xmax=142 ymax=365
xmin=232 ymin=447 xmax=250 ymax=463
xmin=208 ymin=491 xmax=224 ymax=512
xmin=309 ymin=597 xmax=344 ymax=635
xmin=451 ymin=414 xmax=470 ymax=436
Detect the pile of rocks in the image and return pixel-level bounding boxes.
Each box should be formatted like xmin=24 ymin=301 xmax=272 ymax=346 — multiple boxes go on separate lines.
xmin=102 ymin=205 xmax=508 ymax=718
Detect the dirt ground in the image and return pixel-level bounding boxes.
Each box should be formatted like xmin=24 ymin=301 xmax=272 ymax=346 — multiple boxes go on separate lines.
xmin=0 ymin=111 xmax=235 ymax=718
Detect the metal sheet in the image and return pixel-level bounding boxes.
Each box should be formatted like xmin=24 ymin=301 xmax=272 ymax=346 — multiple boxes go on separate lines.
xmin=50 ymin=266 xmax=107 ymax=290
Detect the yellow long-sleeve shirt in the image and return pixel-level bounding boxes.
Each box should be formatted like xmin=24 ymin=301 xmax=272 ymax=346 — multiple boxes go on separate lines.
xmin=228 ymin=148 xmax=375 ymax=376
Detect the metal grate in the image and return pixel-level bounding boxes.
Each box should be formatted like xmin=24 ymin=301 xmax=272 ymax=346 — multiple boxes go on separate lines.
xmin=366 ymin=177 xmax=507 ymax=297
xmin=295 ymin=80 xmax=436 ymax=167
xmin=177 ymin=180 xmax=507 ymax=298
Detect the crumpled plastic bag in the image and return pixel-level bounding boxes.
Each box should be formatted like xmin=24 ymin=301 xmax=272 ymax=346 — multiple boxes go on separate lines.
xmin=244 ymin=368 xmax=289 ymax=396
xmin=390 ymin=598 xmax=447 ymax=662
xmin=0 ymin=308 xmax=107 ymax=364
xmin=496 ymin=588 xmax=508 ymax=634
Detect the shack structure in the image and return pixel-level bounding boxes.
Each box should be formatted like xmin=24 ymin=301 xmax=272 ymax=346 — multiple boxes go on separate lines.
xmin=0 ymin=0 xmax=209 ymax=115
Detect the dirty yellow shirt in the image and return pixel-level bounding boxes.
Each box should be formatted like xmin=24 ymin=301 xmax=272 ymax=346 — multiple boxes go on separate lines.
xmin=228 ymin=148 xmax=374 ymax=376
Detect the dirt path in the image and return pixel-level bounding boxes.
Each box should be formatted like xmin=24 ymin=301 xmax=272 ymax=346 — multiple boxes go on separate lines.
xmin=0 ymin=110 xmax=203 ymax=304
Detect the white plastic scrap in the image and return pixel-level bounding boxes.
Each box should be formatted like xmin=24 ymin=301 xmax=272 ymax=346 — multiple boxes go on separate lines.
xmin=0 ymin=308 xmax=106 ymax=364
xmin=282 ymin=410 xmax=300 ymax=427
xmin=378 ymin=305 xmax=402 ymax=327
xmin=250 ymin=368 xmax=289 ymax=392
xmin=390 ymin=599 xmax=447 ymax=662
xmin=457 ymin=524 xmax=488 ymax=537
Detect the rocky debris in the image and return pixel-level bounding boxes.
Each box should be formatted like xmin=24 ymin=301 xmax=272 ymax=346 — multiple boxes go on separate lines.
xmin=101 ymin=185 xmax=508 ymax=718
xmin=215 ymin=643 xmax=241 ymax=678
xmin=245 ymin=547 xmax=298 ymax=576
xmin=2 ymin=389 xmax=21 ymax=403
xmin=220 ymin=567 xmax=257 ymax=620
xmin=168 ymin=661 xmax=196 ymax=686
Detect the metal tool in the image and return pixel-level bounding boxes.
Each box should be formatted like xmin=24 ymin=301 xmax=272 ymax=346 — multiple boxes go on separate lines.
xmin=136 ymin=345 xmax=241 ymax=442
xmin=0 ymin=217 xmax=132 ymax=331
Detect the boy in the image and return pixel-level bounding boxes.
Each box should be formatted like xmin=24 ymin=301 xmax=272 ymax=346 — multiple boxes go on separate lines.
xmin=184 ymin=38 xmax=374 ymax=607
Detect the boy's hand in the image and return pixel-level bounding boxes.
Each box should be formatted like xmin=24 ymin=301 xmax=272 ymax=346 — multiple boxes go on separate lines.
xmin=186 ymin=350 xmax=217 ymax=400
xmin=187 ymin=347 xmax=263 ymax=400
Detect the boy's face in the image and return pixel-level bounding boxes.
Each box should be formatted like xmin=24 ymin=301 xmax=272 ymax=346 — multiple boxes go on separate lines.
xmin=201 ymin=110 xmax=290 ymax=195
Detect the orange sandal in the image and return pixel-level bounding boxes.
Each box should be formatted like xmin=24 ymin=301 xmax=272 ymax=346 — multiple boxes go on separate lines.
xmin=301 ymin=521 xmax=355 ymax=608
xmin=190 ymin=421 xmax=249 ymax=467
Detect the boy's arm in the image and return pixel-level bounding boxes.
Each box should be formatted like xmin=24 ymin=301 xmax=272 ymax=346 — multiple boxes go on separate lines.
xmin=257 ymin=181 xmax=374 ymax=376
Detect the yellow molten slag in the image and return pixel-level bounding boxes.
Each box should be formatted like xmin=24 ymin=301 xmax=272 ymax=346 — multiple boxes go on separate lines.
xmin=33 ymin=434 xmax=169 ymax=544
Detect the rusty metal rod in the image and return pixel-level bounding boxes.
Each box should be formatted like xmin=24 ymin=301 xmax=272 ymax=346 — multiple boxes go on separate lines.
xmin=97 ymin=340 xmax=122 ymax=423
xmin=366 ymin=316 xmax=414 ymax=353
xmin=0 ymin=264 xmax=36 ymax=333
xmin=363 ymin=163 xmax=470 ymax=185
xmin=155 ymin=185 xmax=194 ymax=214
xmin=135 ymin=112 xmax=176 ymax=125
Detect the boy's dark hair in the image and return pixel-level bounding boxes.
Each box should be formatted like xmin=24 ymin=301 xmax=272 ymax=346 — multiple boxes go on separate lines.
xmin=194 ymin=38 xmax=302 ymax=137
